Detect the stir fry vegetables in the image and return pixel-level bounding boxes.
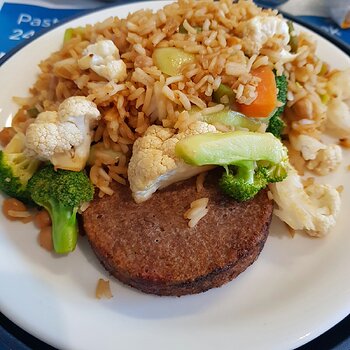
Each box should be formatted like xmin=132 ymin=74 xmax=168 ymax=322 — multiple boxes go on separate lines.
xmin=266 ymin=74 xmax=288 ymax=138
xmin=237 ymin=66 xmax=277 ymax=118
xmin=28 ymin=165 xmax=94 ymax=254
xmin=0 ymin=133 xmax=40 ymax=203
xmin=175 ymin=131 xmax=288 ymax=201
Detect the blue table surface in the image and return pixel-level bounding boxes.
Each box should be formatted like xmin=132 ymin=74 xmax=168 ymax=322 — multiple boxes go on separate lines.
xmin=1 ymin=311 xmax=350 ymax=350
xmin=1 ymin=1 xmax=350 ymax=349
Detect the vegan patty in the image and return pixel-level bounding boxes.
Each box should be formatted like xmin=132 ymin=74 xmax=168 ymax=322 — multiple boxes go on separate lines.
xmin=82 ymin=171 xmax=273 ymax=296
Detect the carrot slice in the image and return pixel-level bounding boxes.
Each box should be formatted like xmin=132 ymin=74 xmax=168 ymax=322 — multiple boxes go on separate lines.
xmin=238 ymin=66 xmax=277 ymax=118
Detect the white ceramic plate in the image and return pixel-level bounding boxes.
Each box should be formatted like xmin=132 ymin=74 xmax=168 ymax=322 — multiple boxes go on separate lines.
xmin=0 ymin=2 xmax=350 ymax=350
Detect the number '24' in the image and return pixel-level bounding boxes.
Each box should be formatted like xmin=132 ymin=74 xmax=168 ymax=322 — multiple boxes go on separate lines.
xmin=9 ymin=29 xmax=35 ymax=41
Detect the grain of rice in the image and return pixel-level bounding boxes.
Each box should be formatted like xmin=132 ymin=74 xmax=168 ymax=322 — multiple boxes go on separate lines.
xmin=183 ymin=19 xmax=197 ymax=35
xmin=133 ymin=43 xmax=146 ymax=55
xmin=135 ymin=92 xmax=145 ymax=109
xmin=201 ymin=103 xmax=224 ymax=115
xmin=90 ymin=165 xmax=100 ymax=184
xmin=217 ymin=31 xmax=227 ymax=48
xmin=109 ymin=172 xmax=127 ymax=185
xmin=99 ymin=185 xmax=114 ymax=196
xmin=194 ymin=75 xmax=209 ymax=90
xmin=203 ymin=18 xmax=210 ymax=31
xmin=212 ymin=76 xmax=222 ymax=90
xmin=127 ymin=21 xmax=139 ymax=32
xmin=208 ymin=55 xmax=218 ymax=72
xmin=207 ymin=75 xmax=214 ymax=84
xmin=183 ymin=44 xmax=204 ymax=54
xmin=246 ymin=54 xmax=257 ymax=72
xmin=79 ymin=202 xmax=90 ymax=212
xmin=287 ymin=91 xmax=294 ymax=101
xmin=298 ymin=119 xmax=315 ymax=125
xmin=235 ymin=84 xmax=244 ymax=99
xmin=252 ymin=55 xmax=269 ymax=69
xmin=100 ymin=152 xmax=118 ymax=165
xmin=194 ymin=7 xmax=207 ymax=17
xmin=205 ymin=84 xmax=213 ymax=97
xmin=178 ymin=82 xmax=185 ymax=90
xmin=96 ymin=279 xmax=113 ymax=299
xmin=275 ymin=61 xmax=284 ymax=76
xmin=196 ymin=172 xmax=207 ymax=193
xmin=7 ymin=210 xmax=32 ymax=218
xmin=132 ymin=67 xmax=155 ymax=85
xmin=151 ymin=31 xmax=167 ymax=46
xmin=128 ymin=87 xmax=145 ymax=101
xmin=187 ymin=95 xmax=207 ymax=109
xmin=204 ymin=31 xmax=217 ymax=46
xmin=185 ymin=67 xmax=200 ymax=79
xmin=225 ymin=62 xmax=247 ymax=76
xmin=98 ymin=168 xmax=112 ymax=182
xmin=165 ymin=75 xmax=184 ymax=85
xmin=176 ymin=90 xmax=191 ymax=110
xmin=185 ymin=204 xmax=207 ymax=219
xmin=142 ymin=85 xmax=153 ymax=113
xmin=184 ymin=197 xmax=209 ymax=228
xmin=212 ymin=122 xmax=231 ymax=132
xmin=162 ymin=85 xmax=176 ymax=101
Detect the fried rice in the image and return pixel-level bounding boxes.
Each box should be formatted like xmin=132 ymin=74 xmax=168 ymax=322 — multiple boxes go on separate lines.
xmin=8 ymin=0 xmax=329 ymax=198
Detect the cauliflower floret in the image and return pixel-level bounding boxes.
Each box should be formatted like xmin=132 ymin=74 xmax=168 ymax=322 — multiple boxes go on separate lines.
xmin=327 ymin=69 xmax=350 ymax=100
xmin=236 ymin=16 xmax=290 ymax=56
xmin=289 ymin=134 xmax=326 ymax=161
xmin=128 ymin=121 xmax=217 ymax=203
xmin=326 ymin=97 xmax=350 ymax=138
xmin=26 ymin=121 xmax=83 ymax=159
xmin=269 ymin=166 xmax=341 ymax=237
xmin=58 ymin=96 xmax=100 ymax=121
xmin=307 ymin=144 xmax=342 ymax=176
xmin=25 ymin=96 xmax=100 ymax=171
xmin=78 ymin=40 xmax=127 ymax=82
xmin=325 ymin=69 xmax=350 ymax=138
xmin=34 ymin=111 xmax=59 ymax=123
xmin=289 ymin=134 xmax=342 ymax=176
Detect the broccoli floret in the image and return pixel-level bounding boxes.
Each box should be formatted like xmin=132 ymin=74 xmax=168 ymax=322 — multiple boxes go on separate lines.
xmin=175 ymin=130 xmax=289 ymax=202
xmin=266 ymin=113 xmax=285 ymax=139
xmin=0 ymin=133 xmax=40 ymax=203
xmin=28 ymin=165 xmax=94 ymax=254
xmin=219 ymin=161 xmax=268 ymax=201
xmin=275 ymin=74 xmax=288 ymax=115
xmin=266 ymin=74 xmax=288 ymax=138
xmin=260 ymin=160 xmax=288 ymax=183
xmin=219 ymin=159 xmax=288 ymax=202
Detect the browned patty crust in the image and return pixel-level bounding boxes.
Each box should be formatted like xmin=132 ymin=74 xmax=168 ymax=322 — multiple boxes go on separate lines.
xmin=82 ymin=171 xmax=274 ymax=296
